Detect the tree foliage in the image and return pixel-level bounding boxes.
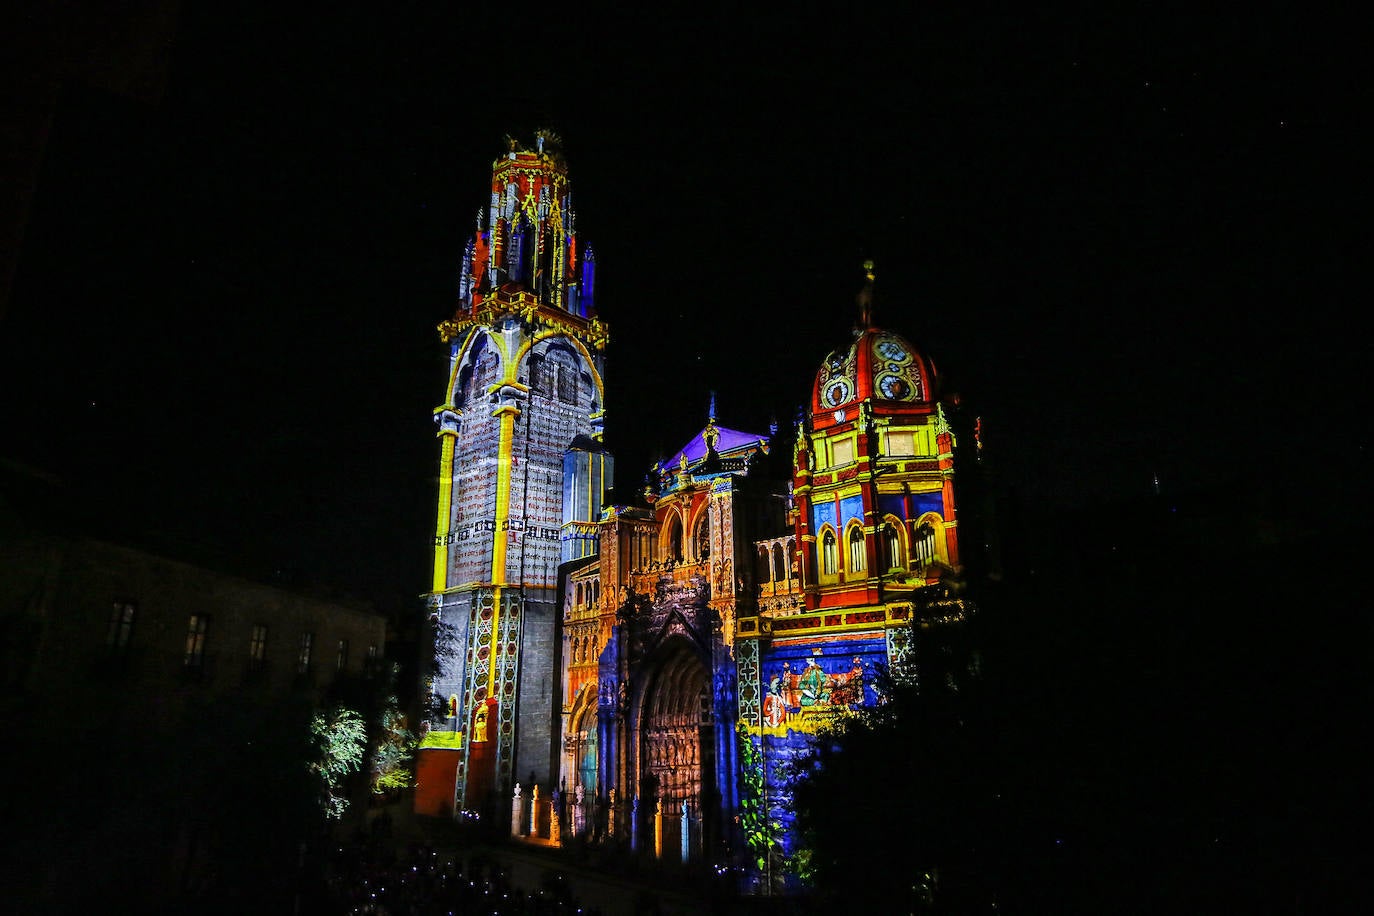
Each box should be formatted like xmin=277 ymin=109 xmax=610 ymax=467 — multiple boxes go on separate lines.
xmin=735 ymin=721 xmax=783 ymax=878
xmin=309 ymin=705 xmax=367 ymax=819
xmin=371 ymin=690 xmax=417 ymax=794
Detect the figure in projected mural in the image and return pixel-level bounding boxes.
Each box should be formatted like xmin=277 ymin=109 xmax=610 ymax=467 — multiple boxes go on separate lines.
xmin=799 ymin=656 xmax=829 ymax=707
xmin=763 ymin=675 xmax=786 ymax=727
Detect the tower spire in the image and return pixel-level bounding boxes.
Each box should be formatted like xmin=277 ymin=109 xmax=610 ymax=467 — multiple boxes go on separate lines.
xmin=856 ymin=259 xmax=876 ymax=330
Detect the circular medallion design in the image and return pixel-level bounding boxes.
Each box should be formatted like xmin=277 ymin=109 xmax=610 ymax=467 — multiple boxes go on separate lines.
xmin=877 ymin=372 xmax=913 ymax=401
xmin=874 ymin=337 xmax=912 ymax=364
xmin=823 ymin=377 xmax=853 ymax=407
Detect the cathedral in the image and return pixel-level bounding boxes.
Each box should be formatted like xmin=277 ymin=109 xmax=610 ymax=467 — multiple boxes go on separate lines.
xmin=415 ymin=133 xmax=983 ymax=879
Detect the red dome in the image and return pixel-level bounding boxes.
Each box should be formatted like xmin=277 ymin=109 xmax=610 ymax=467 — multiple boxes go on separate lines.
xmin=810 ymin=327 xmax=938 ymax=429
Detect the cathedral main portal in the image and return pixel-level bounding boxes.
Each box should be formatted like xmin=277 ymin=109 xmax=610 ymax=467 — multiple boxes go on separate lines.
xmin=638 ymin=639 xmax=713 ymax=821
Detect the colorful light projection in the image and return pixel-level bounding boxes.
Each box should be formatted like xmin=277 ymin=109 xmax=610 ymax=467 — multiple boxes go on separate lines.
xmin=751 ymin=636 xmax=888 ymax=738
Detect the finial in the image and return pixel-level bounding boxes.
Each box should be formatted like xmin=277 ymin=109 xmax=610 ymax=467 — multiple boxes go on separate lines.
xmin=857 ymin=259 xmax=876 ymax=329
xmin=707 ymin=390 xmax=717 ymax=424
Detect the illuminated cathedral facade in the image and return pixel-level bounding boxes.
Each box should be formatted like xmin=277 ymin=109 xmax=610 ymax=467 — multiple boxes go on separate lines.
xmin=417 ymin=134 xmax=981 ymax=881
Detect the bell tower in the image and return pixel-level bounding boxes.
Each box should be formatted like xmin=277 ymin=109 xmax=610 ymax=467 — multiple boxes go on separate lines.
xmin=417 ymin=132 xmax=611 ymax=816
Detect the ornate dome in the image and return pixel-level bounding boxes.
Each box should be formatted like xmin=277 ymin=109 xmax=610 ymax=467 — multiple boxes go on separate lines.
xmin=811 ymin=327 xmax=938 ymax=426
xmin=809 ymin=263 xmax=939 ymax=429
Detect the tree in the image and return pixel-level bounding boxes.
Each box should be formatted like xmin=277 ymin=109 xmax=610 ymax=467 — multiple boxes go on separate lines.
xmin=790 ymin=657 xmax=996 ymax=912
xmin=309 ymin=705 xmax=367 ymax=819
xmin=370 ymin=690 xmax=416 ymax=795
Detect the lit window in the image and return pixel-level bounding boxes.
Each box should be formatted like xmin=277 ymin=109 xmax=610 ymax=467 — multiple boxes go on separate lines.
xmin=107 ymin=601 xmax=136 ymax=650
xmin=249 ymin=624 xmax=268 ymax=668
xmin=297 ymin=632 xmax=314 ymax=676
xmin=184 ymin=615 xmax=209 ymax=668
xmin=336 ymin=639 xmax=349 ymax=672
xmin=831 ymin=438 xmax=855 ymax=466
xmin=848 ymin=527 xmax=866 ymax=573
xmin=695 ymin=514 xmax=710 ymax=560
xmin=366 ymin=644 xmax=379 ymax=677
xmin=886 ymin=430 xmax=915 ymax=456
xmin=821 ymin=530 xmax=837 ymax=577
xmin=883 ymin=522 xmax=904 ymax=570
xmin=914 ymin=522 xmax=938 ymax=568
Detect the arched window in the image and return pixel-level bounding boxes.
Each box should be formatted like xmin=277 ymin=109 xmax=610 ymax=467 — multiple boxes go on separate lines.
xmin=667 ymin=517 xmax=683 ymax=562
xmin=913 ymin=519 xmax=939 ymax=568
xmin=882 ymin=520 xmax=904 ymax=571
xmin=821 ymin=529 xmax=838 ymax=577
xmin=757 ymin=546 xmax=771 ymax=583
xmin=694 ymin=514 xmax=710 ymax=560
xmin=772 ymin=544 xmax=786 ymax=581
xmin=847 ymin=526 xmax=866 ymax=573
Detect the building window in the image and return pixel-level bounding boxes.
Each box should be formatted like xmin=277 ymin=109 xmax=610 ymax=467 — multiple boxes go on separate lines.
xmin=336 ymin=639 xmax=349 ymax=672
xmin=848 ymin=526 xmax=866 ymax=573
xmin=821 ymin=529 xmax=837 ymax=577
xmin=249 ymin=624 xmax=268 ymax=669
xmin=886 ymin=430 xmax=915 ymax=456
xmin=772 ymin=543 xmax=787 ymax=581
xmin=297 ymin=631 xmax=314 ymax=676
xmin=107 ymin=601 xmax=136 ymax=651
xmin=913 ymin=521 xmax=938 ymax=568
xmin=694 ymin=514 xmax=710 ymax=560
xmin=668 ymin=518 xmax=683 ymax=562
xmin=366 ymin=644 xmax=379 ymax=677
xmin=831 ymin=437 xmax=855 ymax=466
xmin=184 ymin=615 xmax=209 ymax=668
xmin=882 ymin=521 xmax=904 ymax=570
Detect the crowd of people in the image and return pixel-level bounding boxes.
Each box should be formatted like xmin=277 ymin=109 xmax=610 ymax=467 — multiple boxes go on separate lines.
xmin=316 ymin=839 xmax=607 ymax=915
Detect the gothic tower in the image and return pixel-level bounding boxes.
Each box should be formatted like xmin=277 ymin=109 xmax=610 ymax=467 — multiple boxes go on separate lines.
xmin=416 ymin=132 xmax=612 ymax=816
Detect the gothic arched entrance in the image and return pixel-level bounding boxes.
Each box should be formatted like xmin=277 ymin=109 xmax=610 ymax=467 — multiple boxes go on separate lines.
xmin=637 ymin=637 xmax=713 ymax=857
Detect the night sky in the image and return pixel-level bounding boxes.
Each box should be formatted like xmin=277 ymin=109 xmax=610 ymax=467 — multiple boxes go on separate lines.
xmin=3 ymin=4 xmax=1359 ymax=605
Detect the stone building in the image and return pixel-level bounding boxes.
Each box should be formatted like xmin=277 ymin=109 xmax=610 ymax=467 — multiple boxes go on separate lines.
xmin=0 ymin=461 xmax=389 ymax=906
xmin=418 ymin=136 xmax=985 ymax=879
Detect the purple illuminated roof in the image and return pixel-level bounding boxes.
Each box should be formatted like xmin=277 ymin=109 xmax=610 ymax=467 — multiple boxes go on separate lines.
xmin=661 ymin=425 xmax=769 ymax=471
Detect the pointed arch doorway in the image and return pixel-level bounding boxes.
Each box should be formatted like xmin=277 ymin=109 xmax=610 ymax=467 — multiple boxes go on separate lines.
xmin=636 ymin=637 xmax=714 ymax=858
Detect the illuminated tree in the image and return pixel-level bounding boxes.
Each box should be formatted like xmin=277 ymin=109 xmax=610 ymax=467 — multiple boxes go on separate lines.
xmin=371 ymin=691 xmax=417 ymax=795
xmin=735 ymin=721 xmax=784 ymax=887
xmin=309 ymin=705 xmax=367 ymax=819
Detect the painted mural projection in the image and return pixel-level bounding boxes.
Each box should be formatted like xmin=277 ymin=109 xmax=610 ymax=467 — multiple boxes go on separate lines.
xmin=447 ymin=336 xmax=502 ymax=584
xmin=505 ymin=340 xmax=595 ymax=587
xmin=758 ymin=637 xmax=888 ymax=736
xmin=450 ymin=412 xmax=501 ymax=583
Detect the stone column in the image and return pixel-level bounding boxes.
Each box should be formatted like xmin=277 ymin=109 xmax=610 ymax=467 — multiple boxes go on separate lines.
xmin=680 ymin=800 xmax=691 ymax=863
xmin=573 ymin=784 xmax=586 ymax=838
xmin=550 ymin=789 xmax=562 ymax=845
xmin=510 ymin=783 xmax=524 ymax=838
xmin=653 ymin=796 xmax=664 ymax=859
xmin=607 ymin=788 xmax=617 ymax=839
xmin=531 ymin=783 xmax=540 ymax=838
xmin=630 ymin=795 xmax=639 ymax=853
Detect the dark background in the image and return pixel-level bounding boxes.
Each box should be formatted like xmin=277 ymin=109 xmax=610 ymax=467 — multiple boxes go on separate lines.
xmin=5 ymin=3 xmax=1360 ymax=603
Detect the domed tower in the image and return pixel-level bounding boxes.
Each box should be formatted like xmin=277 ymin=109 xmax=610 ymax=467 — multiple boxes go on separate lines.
xmin=418 ymin=132 xmax=612 ymax=817
xmin=728 ymin=264 xmax=981 ymax=884
xmin=791 ymin=261 xmax=965 ymax=613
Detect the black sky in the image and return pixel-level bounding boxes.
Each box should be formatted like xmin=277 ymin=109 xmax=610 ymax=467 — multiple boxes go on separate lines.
xmin=3 ymin=3 xmax=1360 ymax=604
